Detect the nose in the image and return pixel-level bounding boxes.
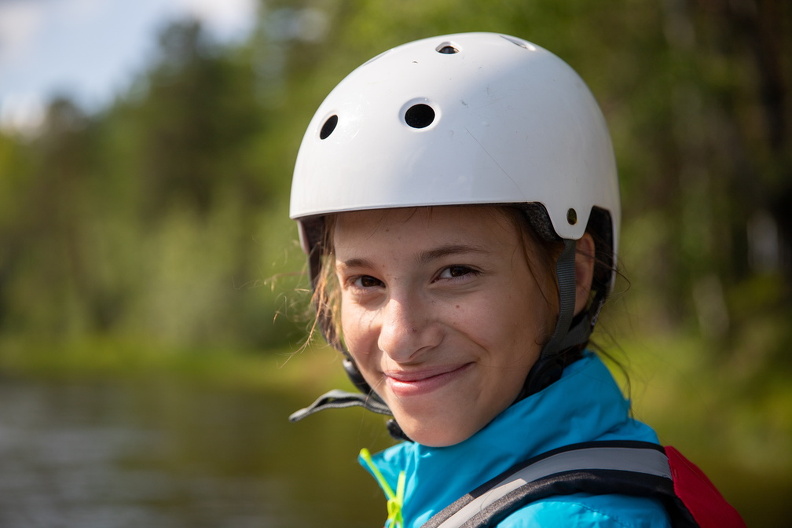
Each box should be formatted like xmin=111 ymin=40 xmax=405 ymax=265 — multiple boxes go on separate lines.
xmin=377 ymin=294 xmax=441 ymax=362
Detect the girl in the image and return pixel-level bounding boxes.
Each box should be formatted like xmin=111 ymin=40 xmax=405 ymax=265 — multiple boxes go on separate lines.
xmin=289 ymin=32 xmax=670 ymax=527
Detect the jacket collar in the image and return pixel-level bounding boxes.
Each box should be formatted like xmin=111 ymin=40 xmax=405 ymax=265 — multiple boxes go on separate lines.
xmin=361 ymin=352 xmax=646 ymax=527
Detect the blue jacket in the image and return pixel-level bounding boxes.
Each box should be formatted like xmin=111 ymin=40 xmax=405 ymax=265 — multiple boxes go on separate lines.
xmin=360 ymin=352 xmax=672 ymax=527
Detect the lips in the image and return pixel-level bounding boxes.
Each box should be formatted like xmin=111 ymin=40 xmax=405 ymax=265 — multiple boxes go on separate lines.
xmin=384 ymin=363 xmax=472 ymax=396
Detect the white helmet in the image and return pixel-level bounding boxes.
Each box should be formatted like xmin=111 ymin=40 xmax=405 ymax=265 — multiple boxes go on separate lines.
xmin=291 ymin=32 xmax=619 ymax=261
xmin=289 ymin=33 xmax=621 ymax=422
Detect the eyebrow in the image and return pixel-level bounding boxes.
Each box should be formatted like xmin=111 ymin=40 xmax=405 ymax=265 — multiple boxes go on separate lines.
xmin=337 ymin=244 xmax=488 ymax=269
xmin=417 ymin=244 xmax=488 ymax=264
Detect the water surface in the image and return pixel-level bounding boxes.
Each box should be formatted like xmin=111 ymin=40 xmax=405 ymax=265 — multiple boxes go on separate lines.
xmin=0 ymin=373 xmax=786 ymax=527
xmin=0 ymin=376 xmax=391 ymax=527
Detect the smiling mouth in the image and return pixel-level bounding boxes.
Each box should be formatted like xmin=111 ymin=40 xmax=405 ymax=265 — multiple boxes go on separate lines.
xmin=385 ymin=363 xmax=472 ymax=396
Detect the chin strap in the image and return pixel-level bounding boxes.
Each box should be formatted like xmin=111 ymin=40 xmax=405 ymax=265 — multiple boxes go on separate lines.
xmin=288 ymin=387 xmax=410 ymax=440
xmin=289 ymin=388 xmax=391 ymax=422
xmin=544 ymin=239 xmax=580 ymax=355
xmin=522 ymin=239 xmax=598 ymax=396
xmin=288 ymin=357 xmax=392 ymax=422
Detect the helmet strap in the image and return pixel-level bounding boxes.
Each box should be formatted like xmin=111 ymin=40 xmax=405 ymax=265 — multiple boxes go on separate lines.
xmin=288 ymin=388 xmax=392 ymax=422
xmin=545 ymin=239 xmax=579 ymax=355
xmin=521 ymin=239 xmax=592 ymax=396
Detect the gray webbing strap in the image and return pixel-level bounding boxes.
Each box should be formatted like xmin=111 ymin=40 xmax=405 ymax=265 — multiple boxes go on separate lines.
xmin=541 ymin=239 xmax=579 ymax=360
xmin=423 ymin=444 xmax=672 ymax=528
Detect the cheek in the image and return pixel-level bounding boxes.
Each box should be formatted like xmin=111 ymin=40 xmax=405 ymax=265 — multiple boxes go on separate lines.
xmin=339 ymin=302 xmax=375 ymax=355
xmin=339 ymin=305 xmax=386 ymax=391
xmin=490 ymin=282 xmax=555 ymax=355
xmin=448 ymin=296 xmax=527 ymax=357
xmin=339 ymin=304 xmax=358 ymax=349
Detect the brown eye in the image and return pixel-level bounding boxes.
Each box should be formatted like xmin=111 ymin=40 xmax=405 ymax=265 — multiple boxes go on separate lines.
xmin=448 ymin=266 xmax=470 ymax=277
xmin=438 ymin=266 xmax=476 ymax=280
xmin=357 ymin=275 xmax=382 ymax=288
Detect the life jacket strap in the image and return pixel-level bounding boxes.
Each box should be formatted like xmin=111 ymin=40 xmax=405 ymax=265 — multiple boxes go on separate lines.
xmin=421 ymin=441 xmax=698 ymax=528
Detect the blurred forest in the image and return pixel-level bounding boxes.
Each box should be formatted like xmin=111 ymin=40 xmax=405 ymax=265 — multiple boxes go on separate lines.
xmin=0 ymin=0 xmax=791 ymax=505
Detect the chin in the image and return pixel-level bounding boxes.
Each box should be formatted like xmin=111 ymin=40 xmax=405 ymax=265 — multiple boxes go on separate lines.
xmin=397 ymin=416 xmax=478 ymax=447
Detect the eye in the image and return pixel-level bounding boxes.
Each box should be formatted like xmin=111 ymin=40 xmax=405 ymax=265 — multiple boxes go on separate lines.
xmin=437 ymin=265 xmax=477 ymax=280
xmin=352 ymin=275 xmax=383 ymax=289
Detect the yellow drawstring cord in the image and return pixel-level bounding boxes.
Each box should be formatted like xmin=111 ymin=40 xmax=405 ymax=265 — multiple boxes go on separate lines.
xmin=360 ymin=448 xmax=406 ymax=528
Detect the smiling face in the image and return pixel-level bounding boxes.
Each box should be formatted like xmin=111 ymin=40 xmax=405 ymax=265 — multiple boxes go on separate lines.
xmin=332 ymin=206 xmax=558 ymax=447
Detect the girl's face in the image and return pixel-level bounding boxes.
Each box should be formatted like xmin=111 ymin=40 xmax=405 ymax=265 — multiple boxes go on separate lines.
xmin=333 ymin=206 xmax=556 ymax=447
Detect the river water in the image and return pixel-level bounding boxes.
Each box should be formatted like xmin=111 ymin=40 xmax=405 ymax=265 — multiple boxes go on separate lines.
xmin=0 ymin=375 xmax=391 ymax=528
xmin=0 ymin=373 xmax=787 ymax=527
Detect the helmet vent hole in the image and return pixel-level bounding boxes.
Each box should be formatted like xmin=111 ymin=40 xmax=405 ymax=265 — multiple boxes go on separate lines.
xmin=404 ymin=104 xmax=435 ymax=129
xmin=567 ymin=208 xmax=578 ymax=225
xmin=436 ymin=44 xmax=459 ymax=54
xmin=320 ymin=115 xmax=338 ymax=139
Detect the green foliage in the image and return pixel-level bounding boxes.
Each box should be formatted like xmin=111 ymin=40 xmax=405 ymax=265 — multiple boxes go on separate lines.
xmin=0 ymin=20 xmax=309 ymax=352
xmin=0 ymin=0 xmax=790 ymax=363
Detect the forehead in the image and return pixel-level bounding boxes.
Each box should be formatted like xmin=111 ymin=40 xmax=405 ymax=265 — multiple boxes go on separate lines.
xmin=332 ymin=206 xmax=520 ymax=252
